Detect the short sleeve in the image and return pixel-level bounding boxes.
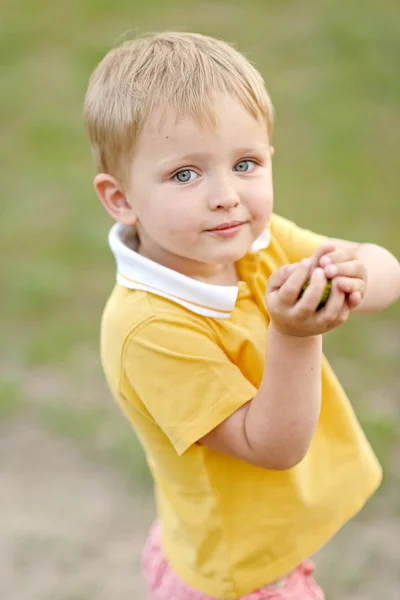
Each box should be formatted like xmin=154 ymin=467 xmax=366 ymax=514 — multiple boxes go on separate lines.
xmin=122 ymin=317 xmax=257 ymax=455
xmin=270 ymin=214 xmax=329 ymax=263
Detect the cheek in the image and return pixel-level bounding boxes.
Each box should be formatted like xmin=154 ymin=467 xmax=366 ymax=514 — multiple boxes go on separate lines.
xmin=248 ymin=178 xmax=273 ymax=220
xmin=146 ymin=190 xmax=199 ymax=237
xmin=162 ymin=211 xmax=197 ymax=237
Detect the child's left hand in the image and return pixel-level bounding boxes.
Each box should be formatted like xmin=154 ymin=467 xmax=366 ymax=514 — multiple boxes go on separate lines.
xmin=312 ymin=243 xmax=367 ymax=310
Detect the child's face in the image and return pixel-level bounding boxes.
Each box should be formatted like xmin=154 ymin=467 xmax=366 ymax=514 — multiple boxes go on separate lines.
xmin=124 ymin=93 xmax=273 ymax=275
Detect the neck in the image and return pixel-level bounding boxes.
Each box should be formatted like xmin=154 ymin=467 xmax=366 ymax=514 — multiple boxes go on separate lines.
xmin=137 ymin=239 xmax=238 ymax=287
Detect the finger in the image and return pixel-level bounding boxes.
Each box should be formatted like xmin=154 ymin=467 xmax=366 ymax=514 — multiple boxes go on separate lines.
xmin=309 ymin=242 xmax=337 ymax=270
xmin=334 ymin=302 xmax=351 ymax=326
xmin=296 ymin=268 xmax=327 ymax=314
xmin=347 ymin=291 xmax=362 ymax=310
xmin=316 ymin=280 xmax=346 ymax=326
xmin=268 ymin=263 xmax=299 ymax=292
xmin=278 ymin=258 xmax=311 ymax=305
xmin=323 ymin=260 xmax=366 ymax=280
xmin=335 ymin=276 xmax=365 ymax=296
xmin=319 ymin=248 xmax=355 ymax=267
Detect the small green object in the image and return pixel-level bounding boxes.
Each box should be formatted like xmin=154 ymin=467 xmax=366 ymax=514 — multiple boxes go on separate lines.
xmin=300 ymin=278 xmax=332 ymax=310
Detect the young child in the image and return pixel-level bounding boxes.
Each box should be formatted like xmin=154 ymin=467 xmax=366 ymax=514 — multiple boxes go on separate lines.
xmin=83 ymin=32 xmax=400 ymax=599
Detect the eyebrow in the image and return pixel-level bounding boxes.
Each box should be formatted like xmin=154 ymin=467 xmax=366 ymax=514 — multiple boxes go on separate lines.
xmin=159 ymin=144 xmax=269 ymax=168
xmin=233 ymin=144 xmax=269 ymax=156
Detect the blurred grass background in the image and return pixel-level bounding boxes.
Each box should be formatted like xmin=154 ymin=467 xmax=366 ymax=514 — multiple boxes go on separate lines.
xmin=1 ymin=0 xmax=399 ymax=598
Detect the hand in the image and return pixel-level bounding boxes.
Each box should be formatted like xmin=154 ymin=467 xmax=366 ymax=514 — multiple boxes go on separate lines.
xmin=312 ymin=243 xmax=367 ymax=311
xmin=266 ymin=258 xmax=350 ymax=337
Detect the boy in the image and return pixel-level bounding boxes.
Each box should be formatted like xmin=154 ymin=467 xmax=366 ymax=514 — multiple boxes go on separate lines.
xmin=84 ymin=32 xmax=400 ymax=600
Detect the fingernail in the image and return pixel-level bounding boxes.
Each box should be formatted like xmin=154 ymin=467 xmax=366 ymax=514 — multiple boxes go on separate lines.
xmin=314 ymin=268 xmax=324 ymax=279
xmin=320 ymin=256 xmax=331 ymax=266
xmin=301 ymin=258 xmax=311 ymax=267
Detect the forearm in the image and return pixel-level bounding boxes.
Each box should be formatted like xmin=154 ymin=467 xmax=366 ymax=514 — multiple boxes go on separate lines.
xmin=244 ymin=325 xmax=322 ymax=469
xmin=353 ymin=243 xmax=400 ymax=314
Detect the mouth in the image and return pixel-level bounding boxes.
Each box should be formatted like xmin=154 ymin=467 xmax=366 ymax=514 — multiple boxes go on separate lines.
xmin=205 ymin=220 xmax=247 ymax=239
xmin=206 ymin=220 xmax=246 ymax=232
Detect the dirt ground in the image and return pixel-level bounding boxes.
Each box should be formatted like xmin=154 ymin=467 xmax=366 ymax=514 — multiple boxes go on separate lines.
xmin=0 ymin=419 xmax=154 ymax=600
xmin=1 ymin=418 xmax=400 ymax=600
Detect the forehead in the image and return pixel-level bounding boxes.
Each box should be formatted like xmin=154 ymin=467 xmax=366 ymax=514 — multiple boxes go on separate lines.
xmin=136 ymin=93 xmax=270 ymax=159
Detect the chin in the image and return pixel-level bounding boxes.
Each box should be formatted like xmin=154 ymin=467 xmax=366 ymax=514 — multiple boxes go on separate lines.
xmin=209 ymin=247 xmax=250 ymax=264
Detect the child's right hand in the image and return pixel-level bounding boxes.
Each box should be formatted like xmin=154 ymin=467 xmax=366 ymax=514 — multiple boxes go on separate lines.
xmin=266 ymin=258 xmax=350 ymax=337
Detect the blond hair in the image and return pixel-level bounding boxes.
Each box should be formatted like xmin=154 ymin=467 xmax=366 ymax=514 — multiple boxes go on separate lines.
xmin=84 ymin=31 xmax=274 ymax=183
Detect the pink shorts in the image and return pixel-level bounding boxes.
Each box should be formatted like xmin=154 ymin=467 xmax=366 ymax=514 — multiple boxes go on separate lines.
xmin=142 ymin=523 xmax=325 ymax=600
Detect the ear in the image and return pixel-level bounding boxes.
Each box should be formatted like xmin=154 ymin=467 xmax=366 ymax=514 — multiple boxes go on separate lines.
xmin=93 ymin=173 xmax=138 ymax=225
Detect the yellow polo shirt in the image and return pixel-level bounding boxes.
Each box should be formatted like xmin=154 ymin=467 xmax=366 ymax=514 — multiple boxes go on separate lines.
xmin=101 ymin=214 xmax=382 ymax=599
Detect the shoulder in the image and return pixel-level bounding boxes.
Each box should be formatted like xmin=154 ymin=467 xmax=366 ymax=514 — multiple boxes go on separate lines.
xmin=269 ymin=213 xmax=305 ymax=243
xmin=100 ymin=284 xmax=217 ymax=395
xmin=101 ymin=284 xmax=214 ymax=352
xmin=267 ymin=213 xmax=328 ymax=263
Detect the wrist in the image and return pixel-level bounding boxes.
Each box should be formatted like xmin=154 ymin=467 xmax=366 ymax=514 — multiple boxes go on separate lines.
xmin=269 ymin=321 xmax=322 ymax=345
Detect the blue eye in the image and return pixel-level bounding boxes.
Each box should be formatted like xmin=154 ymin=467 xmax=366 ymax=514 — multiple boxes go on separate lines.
xmin=234 ymin=160 xmax=256 ymax=173
xmin=174 ymin=169 xmax=198 ymax=183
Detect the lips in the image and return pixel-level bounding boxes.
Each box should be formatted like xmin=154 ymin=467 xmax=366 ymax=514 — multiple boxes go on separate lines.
xmin=207 ymin=221 xmax=245 ymax=231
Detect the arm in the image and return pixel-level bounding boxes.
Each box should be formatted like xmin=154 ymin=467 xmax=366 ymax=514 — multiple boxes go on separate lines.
xmin=201 ymin=326 xmax=322 ymax=470
xmin=318 ymin=240 xmax=400 ymax=314
xmin=201 ymin=254 xmax=349 ymax=470
xmin=350 ymin=243 xmax=399 ymax=313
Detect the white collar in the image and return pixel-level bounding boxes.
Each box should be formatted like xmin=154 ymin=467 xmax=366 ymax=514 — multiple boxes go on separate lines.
xmin=108 ymin=224 xmax=270 ymax=319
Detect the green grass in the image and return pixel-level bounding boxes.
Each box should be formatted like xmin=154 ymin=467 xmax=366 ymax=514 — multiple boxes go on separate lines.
xmin=41 ymin=401 xmax=151 ymax=486
xmin=1 ymin=0 xmax=399 ymax=482
xmin=0 ymin=378 xmax=23 ymax=419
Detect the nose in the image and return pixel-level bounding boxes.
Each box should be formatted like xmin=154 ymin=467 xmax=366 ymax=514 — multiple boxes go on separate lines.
xmin=208 ymin=175 xmax=240 ymax=211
